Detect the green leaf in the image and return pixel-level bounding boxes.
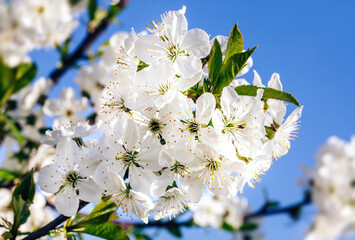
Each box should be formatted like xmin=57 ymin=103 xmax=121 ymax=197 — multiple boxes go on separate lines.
xmin=235 ymin=85 xmax=300 ymax=106
xmin=265 ymin=126 xmax=276 ymax=139
xmin=88 ymin=0 xmax=97 ymax=21
xmin=10 ymin=170 xmax=35 ymax=238
xmin=80 ymin=196 xmax=116 ymax=223
xmin=0 ymin=114 xmax=25 ymax=145
xmin=12 ymin=170 xmax=35 ymax=204
xmin=221 ymin=221 xmax=235 ymax=232
xmin=79 ymin=221 xmax=129 ymax=240
xmin=0 ymin=169 xmax=19 ymax=182
xmin=0 ymin=59 xmax=37 ymax=107
xmin=224 ymin=23 xmax=243 ymax=63
xmin=137 ymin=60 xmax=149 ymax=72
xmin=167 ymin=226 xmax=182 ymax=238
xmin=208 ymin=39 xmax=223 ymax=87
xmin=134 ymin=233 xmax=152 ymax=240
xmin=239 ymin=221 xmax=258 ymax=232
xmin=13 ymin=63 xmax=37 ymax=94
xmin=66 ymin=197 xmax=129 ymax=240
xmin=288 ymin=205 xmax=302 ymax=221
xmin=213 ymin=46 xmax=257 ymax=94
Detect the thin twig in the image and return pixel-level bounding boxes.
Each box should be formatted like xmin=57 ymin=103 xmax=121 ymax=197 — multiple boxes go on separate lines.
xmin=22 ymin=202 xmax=88 ymax=240
xmin=47 ymin=0 xmax=130 ymax=88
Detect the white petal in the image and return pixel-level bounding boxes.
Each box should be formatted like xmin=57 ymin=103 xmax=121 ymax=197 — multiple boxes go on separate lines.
xmin=77 ymin=179 xmax=102 ymax=203
xmin=129 ymin=166 xmax=155 ymax=195
xmin=268 ymin=73 xmax=282 ymax=90
xmin=38 ymin=164 xmax=64 ymax=194
xmin=253 ymin=70 xmax=264 ymax=87
xmin=134 ymin=35 xmax=165 ymax=64
xmin=54 ymin=139 xmax=79 ymax=170
xmin=175 ymin=55 xmax=201 ymax=78
xmin=196 ymin=93 xmax=216 ymax=125
xmin=221 ymin=86 xmax=239 ymax=117
xmin=55 ymin=186 xmax=80 ymax=217
xmin=181 ymin=28 xmax=210 ymax=58
xmin=43 ymin=99 xmax=62 ymax=117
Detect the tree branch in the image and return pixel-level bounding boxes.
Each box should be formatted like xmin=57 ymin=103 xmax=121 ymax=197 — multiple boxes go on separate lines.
xmin=244 ymin=192 xmax=311 ymax=221
xmin=47 ymin=0 xmax=130 ymax=87
xmin=22 ymin=201 xmax=88 ymax=240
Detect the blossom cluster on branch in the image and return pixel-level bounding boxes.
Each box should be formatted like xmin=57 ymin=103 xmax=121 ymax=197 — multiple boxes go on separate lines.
xmin=35 ymin=6 xmax=303 ymax=224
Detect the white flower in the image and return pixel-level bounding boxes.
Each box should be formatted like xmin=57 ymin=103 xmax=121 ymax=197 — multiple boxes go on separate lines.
xmin=149 ymin=187 xmax=189 ymax=220
xmin=99 ymin=80 xmax=136 ymax=128
xmin=269 ymin=106 xmax=303 ymax=159
xmin=170 ymin=92 xmax=223 ymax=149
xmin=135 ymin=6 xmax=209 ymax=78
xmin=43 ymin=87 xmax=88 ymax=127
xmin=12 ymin=0 xmax=77 ymax=47
xmin=253 ymin=70 xmax=286 ymax=125
xmin=75 ymin=65 xmax=105 ymax=107
xmin=94 ymin=163 xmax=153 ymax=223
xmin=38 ymin=139 xmax=102 ymax=216
xmin=187 ymin=143 xmax=244 ymax=197
xmin=134 ymin=63 xmax=201 ymax=109
xmin=41 ymin=120 xmax=101 ymax=145
xmin=99 ymin=119 xmax=161 ymax=194
xmin=212 ymin=86 xmax=265 ymax=158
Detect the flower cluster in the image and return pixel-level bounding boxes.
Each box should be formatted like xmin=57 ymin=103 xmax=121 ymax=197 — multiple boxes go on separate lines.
xmin=36 ymin=6 xmax=303 ymax=222
xmin=0 ymin=0 xmax=81 ymax=67
xmin=306 ymin=136 xmax=355 ymax=240
xmin=191 ymin=193 xmax=263 ymax=239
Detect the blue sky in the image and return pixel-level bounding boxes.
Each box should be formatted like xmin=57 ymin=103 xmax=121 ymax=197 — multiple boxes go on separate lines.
xmin=5 ymin=0 xmax=355 ymax=239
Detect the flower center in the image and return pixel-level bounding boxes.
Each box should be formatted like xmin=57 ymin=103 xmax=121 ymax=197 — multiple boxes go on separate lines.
xmin=117 ymin=150 xmax=140 ymax=167
xmin=65 ymin=171 xmax=84 ymax=188
xmin=158 ymin=81 xmax=173 ymax=95
xmin=222 ymin=117 xmax=247 ymax=134
xmin=167 ymin=44 xmax=186 ymax=62
xmin=65 ymin=109 xmax=74 ymax=117
xmin=148 ymin=118 xmax=163 ymax=134
xmin=170 ymin=161 xmax=189 ymax=175
xmin=205 ymin=158 xmax=222 ymax=171
xmin=181 ymin=120 xmax=200 ymax=135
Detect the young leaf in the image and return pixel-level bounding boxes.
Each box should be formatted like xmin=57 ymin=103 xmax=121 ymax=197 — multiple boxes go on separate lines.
xmin=13 ymin=63 xmax=37 ymax=94
xmin=167 ymin=226 xmax=182 ymax=238
xmin=221 ymin=221 xmax=235 ymax=232
xmin=208 ymin=39 xmax=223 ymax=87
xmin=213 ymin=46 xmax=257 ymax=94
xmin=10 ymin=170 xmax=35 ymax=238
xmin=224 ymin=23 xmax=243 ymax=63
xmin=0 ymin=169 xmax=19 ymax=182
xmin=88 ymin=0 xmax=97 ymax=21
xmin=0 ymin=114 xmax=25 ymax=145
xmin=66 ymin=197 xmax=129 ymax=240
xmin=78 ymin=221 xmax=129 ymax=240
xmin=235 ymin=85 xmax=300 ymax=106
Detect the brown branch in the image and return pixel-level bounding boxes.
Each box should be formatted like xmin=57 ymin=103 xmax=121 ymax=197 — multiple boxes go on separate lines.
xmin=22 ymin=201 xmax=88 ymax=240
xmin=47 ymin=0 xmax=130 ymax=90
